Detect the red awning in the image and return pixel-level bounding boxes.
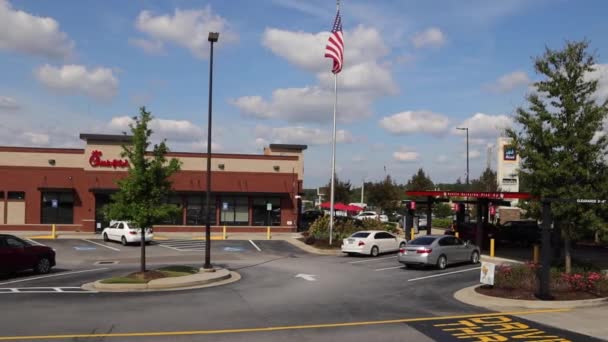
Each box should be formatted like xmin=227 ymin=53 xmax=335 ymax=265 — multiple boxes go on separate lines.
xmin=405 ymin=190 xmax=532 ymax=200
xmin=320 ymin=202 xmax=359 ymax=211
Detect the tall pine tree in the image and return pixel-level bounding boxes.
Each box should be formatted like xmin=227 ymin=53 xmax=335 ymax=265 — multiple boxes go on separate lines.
xmin=506 ymin=40 xmax=608 ymax=272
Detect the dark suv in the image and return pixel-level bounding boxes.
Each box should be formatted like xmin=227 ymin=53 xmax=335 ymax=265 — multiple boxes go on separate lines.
xmin=496 ymin=220 xmax=541 ymax=246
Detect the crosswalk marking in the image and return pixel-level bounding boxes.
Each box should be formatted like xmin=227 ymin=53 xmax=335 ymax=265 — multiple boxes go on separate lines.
xmin=158 ymin=240 xmax=206 ymax=252
xmin=0 ymin=287 xmax=95 ymax=294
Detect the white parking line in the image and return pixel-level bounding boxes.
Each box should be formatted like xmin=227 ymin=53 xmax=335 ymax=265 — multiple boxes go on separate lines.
xmin=82 ymin=239 xmax=121 ymax=251
xmin=25 ymin=238 xmax=44 ymax=246
xmin=374 ymin=266 xmax=404 ymax=271
xmin=0 ymin=268 xmax=109 ymax=285
xmin=407 ymin=267 xmax=481 ymax=282
xmin=158 ymin=244 xmax=184 ymax=251
xmin=349 ymin=256 xmax=396 ymax=264
xmin=249 ymin=240 xmax=261 ymax=252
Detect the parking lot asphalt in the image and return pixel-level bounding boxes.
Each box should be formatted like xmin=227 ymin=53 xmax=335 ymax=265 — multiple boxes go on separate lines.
xmin=0 ymin=239 xmax=600 ymax=341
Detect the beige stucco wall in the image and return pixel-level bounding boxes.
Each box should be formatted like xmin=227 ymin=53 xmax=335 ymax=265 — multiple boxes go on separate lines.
xmin=0 ymin=152 xmax=83 ymax=168
xmin=7 ymin=201 xmax=25 ymax=224
xmin=0 ymin=143 xmax=304 ymax=180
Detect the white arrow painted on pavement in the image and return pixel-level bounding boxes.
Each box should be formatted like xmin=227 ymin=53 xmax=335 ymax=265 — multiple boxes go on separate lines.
xmin=295 ymin=274 xmax=317 ymax=281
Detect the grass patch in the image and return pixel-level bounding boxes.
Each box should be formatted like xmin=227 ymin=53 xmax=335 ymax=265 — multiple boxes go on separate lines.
xmin=100 ymin=265 xmax=198 ymax=284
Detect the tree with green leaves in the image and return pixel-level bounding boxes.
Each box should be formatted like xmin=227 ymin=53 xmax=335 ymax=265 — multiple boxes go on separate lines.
xmin=366 ymin=175 xmax=401 ymax=213
xmin=434 ymin=203 xmax=453 ymax=218
xmin=324 ymin=175 xmax=352 ymax=204
xmin=506 ymin=40 xmax=608 ymax=272
xmin=471 ymin=168 xmax=498 ymax=192
xmin=104 ymin=107 xmax=182 ymax=273
xmin=405 ymin=168 xmax=434 ymax=192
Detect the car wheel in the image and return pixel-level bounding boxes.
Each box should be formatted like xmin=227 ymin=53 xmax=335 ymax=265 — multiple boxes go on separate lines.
xmin=399 ymin=242 xmax=406 ymax=249
xmin=470 ymin=251 xmax=480 ymax=264
xmin=436 ymin=255 xmax=447 ymax=270
xmin=34 ymin=258 xmax=51 ymax=274
xmin=370 ymin=246 xmax=379 ymax=257
xmin=121 ymin=236 xmax=128 ymax=246
xmin=103 ymin=233 xmax=109 ymax=242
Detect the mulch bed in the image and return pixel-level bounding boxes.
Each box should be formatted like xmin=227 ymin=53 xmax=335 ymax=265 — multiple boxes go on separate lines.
xmin=476 ymin=286 xmax=603 ymax=301
xmin=298 ymin=237 xmax=341 ymax=250
xmin=128 ymin=271 xmax=167 ymax=281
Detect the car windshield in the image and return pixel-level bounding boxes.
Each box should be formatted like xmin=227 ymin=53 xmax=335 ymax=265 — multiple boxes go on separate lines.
xmin=351 ymin=232 xmax=370 ymax=238
xmin=409 ymin=237 xmax=437 ymax=245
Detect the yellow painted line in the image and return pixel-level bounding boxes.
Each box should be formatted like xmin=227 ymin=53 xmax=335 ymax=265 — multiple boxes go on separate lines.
xmin=152 ymin=236 xmax=169 ymax=241
xmin=0 ymin=309 xmax=570 ymax=341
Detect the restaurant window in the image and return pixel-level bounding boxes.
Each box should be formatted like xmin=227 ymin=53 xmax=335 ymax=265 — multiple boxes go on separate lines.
xmin=185 ymin=195 xmax=216 ymax=226
xmin=252 ymin=197 xmax=281 ymax=226
xmin=0 ymin=191 xmax=4 ymax=199
xmin=220 ymin=196 xmax=249 ymax=226
xmin=41 ymin=191 xmax=74 ymax=224
xmin=160 ymin=195 xmax=184 ymax=225
xmin=8 ymin=191 xmax=25 ymax=200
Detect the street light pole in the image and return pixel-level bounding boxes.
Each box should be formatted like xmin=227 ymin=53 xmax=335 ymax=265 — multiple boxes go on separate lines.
xmin=457 ymin=127 xmax=469 ymax=188
xmin=204 ymin=32 xmax=219 ymax=270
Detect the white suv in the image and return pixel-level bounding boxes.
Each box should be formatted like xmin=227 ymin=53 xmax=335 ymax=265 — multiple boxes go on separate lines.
xmin=354 ymin=211 xmax=379 ymax=221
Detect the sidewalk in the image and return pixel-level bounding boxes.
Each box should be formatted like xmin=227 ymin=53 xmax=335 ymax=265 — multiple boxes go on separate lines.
xmin=514 ymin=306 xmax=608 ymax=340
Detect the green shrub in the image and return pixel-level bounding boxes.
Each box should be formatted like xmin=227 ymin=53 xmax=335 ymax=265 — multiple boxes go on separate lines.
xmin=433 ymin=218 xmax=452 ymax=228
xmin=494 ymin=263 xmax=537 ymax=291
xmin=307 ymin=215 xmax=395 ymax=241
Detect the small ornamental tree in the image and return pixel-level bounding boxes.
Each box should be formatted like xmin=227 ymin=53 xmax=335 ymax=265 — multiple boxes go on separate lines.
xmin=104 ymin=107 xmax=181 ymax=273
xmin=506 ymin=40 xmax=608 ymax=272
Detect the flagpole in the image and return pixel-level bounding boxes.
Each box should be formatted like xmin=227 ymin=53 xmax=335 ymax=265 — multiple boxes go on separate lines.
xmin=329 ymin=0 xmax=340 ymax=246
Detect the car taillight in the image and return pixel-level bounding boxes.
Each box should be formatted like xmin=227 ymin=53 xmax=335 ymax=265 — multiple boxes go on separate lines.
xmin=358 ymin=241 xmax=365 ymax=246
xmin=399 ymin=248 xmax=405 ymax=254
xmin=129 ymin=231 xmax=137 ymax=235
xmin=417 ymin=248 xmax=432 ymax=254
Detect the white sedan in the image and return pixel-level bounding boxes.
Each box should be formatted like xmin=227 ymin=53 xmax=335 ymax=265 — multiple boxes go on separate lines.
xmin=341 ymin=230 xmax=407 ymax=257
xmin=102 ymin=221 xmax=154 ymax=246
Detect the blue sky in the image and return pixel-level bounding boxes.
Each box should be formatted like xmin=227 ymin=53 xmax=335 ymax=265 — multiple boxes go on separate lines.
xmin=1 ymin=0 xmax=608 ymax=188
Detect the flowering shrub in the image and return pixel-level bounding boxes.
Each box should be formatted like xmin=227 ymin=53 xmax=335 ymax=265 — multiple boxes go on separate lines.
xmin=494 ymin=263 xmax=536 ymax=291
xmin=561 ymin=272 xmax=606 ymax=294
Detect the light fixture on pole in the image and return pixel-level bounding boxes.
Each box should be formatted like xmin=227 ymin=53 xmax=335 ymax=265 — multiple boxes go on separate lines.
xmin=204 ymin=31 xmax=219 ymax=270
xmin=456 ymin=127 xmax=469 ymax=188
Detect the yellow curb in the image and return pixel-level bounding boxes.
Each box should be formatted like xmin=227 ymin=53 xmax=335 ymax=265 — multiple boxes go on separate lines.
xmin=153 ymin=236 xmax=169 ymax=241
xmin=192 ymin=236 xmax=225 ymax=241
xmin=28 ymin=235 xmax=56 ymax=240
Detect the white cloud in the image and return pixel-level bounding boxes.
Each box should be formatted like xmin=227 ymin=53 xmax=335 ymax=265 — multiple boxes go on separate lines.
xmin=436 ymin=155 xmax=449 ymax=163
xmin=453 ymin=113 xmax=512 ymax=139
xmin=135 ymin=5 xmax=237 ymax=59
xmin=0 ymin=0 xmax=74 ymax=58
xmin=393 ymin=148 xmax=420 ymax=162
xmin=484 ymin=71 xmax=530 ymax=93
xmin=22 ymin=132 xmax=50 ymax=145
xmin=0 ymin=96 xmax=19 ymax=110
xmin=234 ymin=25 xmax=396 ymax=123
xmin=108 ymin=116 xmax=203 ymax=142
xmin=466 ymin=150 xmax=481 ymax=160
xmin=352 ymin=155 xmax=365 ymax=163
xmin=129 ymin=38 xmax=165 ymax=55
xmin=586 ymin=64 xmax=608 ymax=102
xmin=35 ymin=64 xmax=119 ymax=100
xmin=379 ymin=110 xmax=449 ymax=135
xmin=255 ymin=125 xmax=354 ymax=145
xmin=411 ymin=27 xmax=446 ymax=49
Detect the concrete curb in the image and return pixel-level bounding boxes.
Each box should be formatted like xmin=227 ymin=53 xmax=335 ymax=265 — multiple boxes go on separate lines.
xmin=454 ymin=284 xmax=608 ymax=309
xmin=283 ymin=238 xmax=343 ymax=256
xmin=481 ymin=255 xmax=524 ymax=264
xmin=82 ymin=268 xmax=240 ymax=293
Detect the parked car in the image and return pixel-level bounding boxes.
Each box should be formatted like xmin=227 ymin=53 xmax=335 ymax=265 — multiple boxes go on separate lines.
xmin=102 ymin=221 xmax=154 ymax=246
xmin=341 ymin=230 xmax=407 ymax=257
xmin=353 ymin=211 xmax=379 ymax=221
xmin=398 ymin=235 xmax=480 ymax=270
xmin=0 ymin=234 xmax=56 ymax=275
xmin=379 ymin=214 xmax=389 ymax=223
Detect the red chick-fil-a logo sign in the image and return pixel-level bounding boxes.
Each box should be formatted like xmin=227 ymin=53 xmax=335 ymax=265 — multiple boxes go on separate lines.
xmin=89 ymin=150 xmax=129 ymax=168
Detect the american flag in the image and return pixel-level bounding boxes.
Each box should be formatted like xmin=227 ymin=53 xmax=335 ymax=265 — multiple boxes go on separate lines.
xmin=324 ymin=10 xmax=343 ymax=74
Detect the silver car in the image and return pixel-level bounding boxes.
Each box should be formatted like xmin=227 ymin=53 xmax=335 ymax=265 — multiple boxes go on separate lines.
xmin=398 ymin=235 xmax=480 ymax=270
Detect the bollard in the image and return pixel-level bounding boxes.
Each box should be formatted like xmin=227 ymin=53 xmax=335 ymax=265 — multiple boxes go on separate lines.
xmin=52 ymin=224 xmax=57 ymax=239
xmin=410 ymin=229 xmax=415 ymax=241
xmin=490 ymin=239 xmax=495 ymax=258
xmin=455 ymin=232 xmax=459 ymax=238
xmin=222 ymin=225 xmax=227 ymax=240
xmin=533 ymin=244 xmax=540 ymax=264
xmin=267 ymin=226 xmax=271 ymax=240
